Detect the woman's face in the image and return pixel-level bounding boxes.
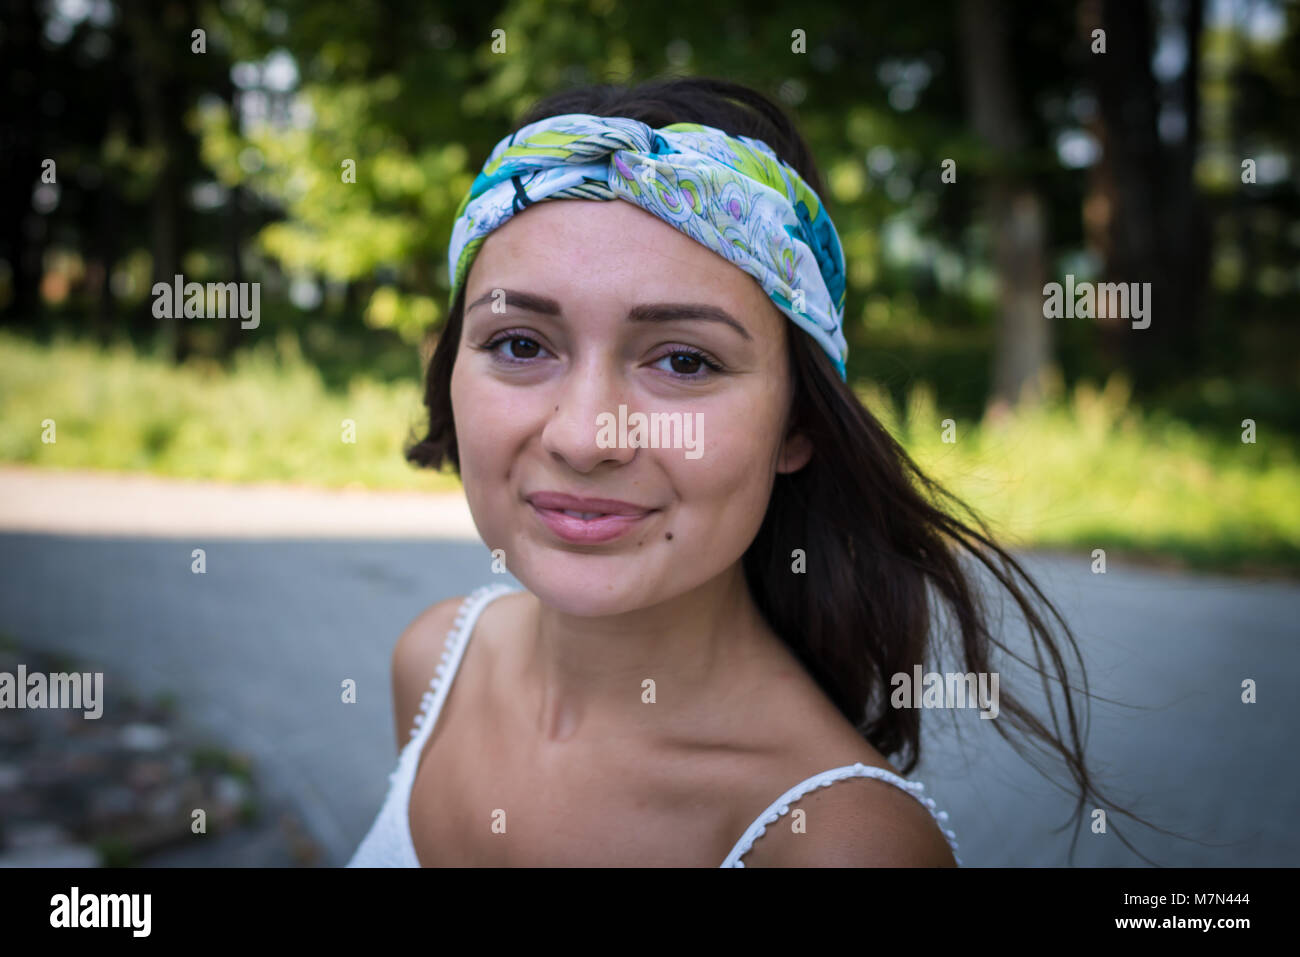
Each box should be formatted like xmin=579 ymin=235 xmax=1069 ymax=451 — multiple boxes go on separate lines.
xmin=451 ymin=198 xmax=812 ymax=616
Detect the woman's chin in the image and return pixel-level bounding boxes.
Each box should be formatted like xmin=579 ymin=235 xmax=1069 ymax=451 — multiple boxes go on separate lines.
xmin=510 ymin=556 xmax=663 ymax=617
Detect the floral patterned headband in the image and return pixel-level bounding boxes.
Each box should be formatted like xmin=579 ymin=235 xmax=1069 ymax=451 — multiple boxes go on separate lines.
xmin=447 ymin=113 xmax=849 ymax=379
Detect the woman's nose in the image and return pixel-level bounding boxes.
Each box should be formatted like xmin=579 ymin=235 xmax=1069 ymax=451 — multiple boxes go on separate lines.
xmin=539 ymin=368 xmax=637 ymax=473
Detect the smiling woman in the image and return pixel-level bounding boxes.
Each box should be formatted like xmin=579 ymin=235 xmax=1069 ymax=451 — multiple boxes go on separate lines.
xmin=346 ymin=75 xmax=1162 ymax=868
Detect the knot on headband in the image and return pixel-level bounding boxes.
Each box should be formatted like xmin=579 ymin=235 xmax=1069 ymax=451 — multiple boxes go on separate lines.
xmin=447 ymin=113 xmax=849 ymax=379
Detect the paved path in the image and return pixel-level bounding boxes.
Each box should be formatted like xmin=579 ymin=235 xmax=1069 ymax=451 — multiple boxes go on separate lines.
xmin=1 ymin=465 xmax=1296 ymax=866
xmin=0 ymin=465 xmax=480 ymax=540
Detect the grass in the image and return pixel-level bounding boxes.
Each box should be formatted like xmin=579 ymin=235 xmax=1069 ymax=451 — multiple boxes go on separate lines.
xmin=0 ymin=330 xmax=461 ymax=492
xmin=2 ymin=330 xmax=1297 ymax=574
xmin=863 ymin=373 xmax=1300 ymax=575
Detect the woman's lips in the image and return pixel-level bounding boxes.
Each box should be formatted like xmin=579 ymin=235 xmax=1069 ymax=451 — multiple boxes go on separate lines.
xmin=528 ymin=502 xmax=656 ymax=544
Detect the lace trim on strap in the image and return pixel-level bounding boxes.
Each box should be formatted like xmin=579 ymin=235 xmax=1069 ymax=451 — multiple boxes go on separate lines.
xmin=719 ymin=762 xmax=962 ymax=867
xmin=392 ymin=584 xmax=517 ymax=791
xmin=407 ymin=583 xmax=516 ymax=740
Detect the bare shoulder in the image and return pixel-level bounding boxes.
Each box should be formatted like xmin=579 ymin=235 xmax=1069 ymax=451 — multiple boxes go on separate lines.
xmin=736 ymin=767 xmax=958 ymax=867
xmin=730 ymin=653 xmax=956 ymax=866
xmin=389 ymin=595 xmax=468 ymax=755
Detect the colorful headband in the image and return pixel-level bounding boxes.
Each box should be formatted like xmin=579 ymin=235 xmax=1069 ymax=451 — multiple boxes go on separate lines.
xmin=446 ymin=113 xmax=849 ymax=379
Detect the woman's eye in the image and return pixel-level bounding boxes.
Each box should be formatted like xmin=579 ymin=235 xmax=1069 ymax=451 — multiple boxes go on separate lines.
xmin=653 ymin=350 xmax=720 ymax=378
xmin=487 ymin=335 xmax=545 ymax=360
xmin=480 ymin=335 xmax=719 ymax=377
xmin=664 ymin=353 xmax=702 ymax=375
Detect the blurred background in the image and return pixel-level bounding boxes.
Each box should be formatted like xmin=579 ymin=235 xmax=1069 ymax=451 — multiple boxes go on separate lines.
xmin=3 ymin=0 xmax=1299 ymax=568
xmin=0 ymin=0 xmax=1297 ymax=868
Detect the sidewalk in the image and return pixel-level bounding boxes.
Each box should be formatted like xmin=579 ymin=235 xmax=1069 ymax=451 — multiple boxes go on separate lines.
xmin=0 ymin=638 xmax=322 ymax=868
xmin=0 ymin=465 xmax=480 ymax=540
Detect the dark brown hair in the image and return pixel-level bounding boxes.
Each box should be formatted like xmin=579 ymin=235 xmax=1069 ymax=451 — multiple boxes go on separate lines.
xmin=408 ymin=75 xmax=1183 ymax=864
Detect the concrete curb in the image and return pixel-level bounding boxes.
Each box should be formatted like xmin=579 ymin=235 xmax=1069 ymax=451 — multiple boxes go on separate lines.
xmin=0 ymin=466 xmax=481 ymax=541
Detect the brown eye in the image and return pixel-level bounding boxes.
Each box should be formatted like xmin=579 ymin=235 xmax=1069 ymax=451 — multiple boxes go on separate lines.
xmin=652 ymin=347 xmax=723 ymax=379
xmin=668 ymin=352 xmax=702 ymax=374
xmin=507 ymin=337 xmax=539 ymax=359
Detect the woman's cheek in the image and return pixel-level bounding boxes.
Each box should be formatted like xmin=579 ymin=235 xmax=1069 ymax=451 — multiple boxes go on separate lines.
xmin=455 ymin=379 xmax=508 ymax=461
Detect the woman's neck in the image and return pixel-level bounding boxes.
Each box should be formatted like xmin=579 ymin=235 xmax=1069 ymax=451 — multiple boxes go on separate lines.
xmin=520 ymin=565 xmax=781 ymax=745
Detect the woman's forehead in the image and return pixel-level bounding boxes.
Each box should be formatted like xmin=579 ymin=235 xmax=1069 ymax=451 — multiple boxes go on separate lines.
xmin=473 ymin=200 xmax=754 ymax=289
xmin=468 ymin=199 xmax=776 ymax=318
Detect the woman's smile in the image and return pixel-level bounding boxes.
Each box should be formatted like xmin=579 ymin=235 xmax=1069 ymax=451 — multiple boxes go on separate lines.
xmin=525 ymin=490 xmax=661 ymax=545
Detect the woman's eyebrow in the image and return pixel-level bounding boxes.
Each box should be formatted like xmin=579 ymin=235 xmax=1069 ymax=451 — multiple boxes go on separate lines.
xmin=466 ymin=288 xmax=561 ymax=316
xmin=627 ymin=302 xmax=752 ymax=340
xmin=467 ymin=287 xmax=752 ymax=340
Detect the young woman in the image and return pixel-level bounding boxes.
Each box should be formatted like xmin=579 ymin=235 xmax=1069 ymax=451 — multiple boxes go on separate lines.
xmin=347 ymin=75 xmax=1154 ymax=867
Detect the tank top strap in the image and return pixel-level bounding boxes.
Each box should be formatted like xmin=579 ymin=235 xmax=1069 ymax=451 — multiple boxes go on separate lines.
xmin=719 ymin=762 xmax=962 ymax=867
xmin=348 ymin=583 xmax=518 ymax=868
xmin=402 ymin=583 xmax=518 ymax=754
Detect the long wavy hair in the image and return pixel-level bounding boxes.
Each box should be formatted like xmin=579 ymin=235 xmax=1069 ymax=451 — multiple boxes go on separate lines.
xmin=407 ymin=74 xmax=1181 ymax=864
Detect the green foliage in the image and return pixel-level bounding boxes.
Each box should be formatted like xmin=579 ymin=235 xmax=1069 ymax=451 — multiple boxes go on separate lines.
xmin=866 ymin=371 xmax=1300 ymax=573
xmin=93 ymin=836 xmax=136 ymax=869
xmin=0 ymin=331 xmax=459 ymax=491
xmin=239 ymin=798 xmax=261 ymax=827
xmin=189 ymin=746 xmax=254 ymax=782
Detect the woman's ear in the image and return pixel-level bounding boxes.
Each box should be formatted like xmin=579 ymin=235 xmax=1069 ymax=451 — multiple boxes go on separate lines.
xmin=776 ymin=429 xmax=813 ymax=474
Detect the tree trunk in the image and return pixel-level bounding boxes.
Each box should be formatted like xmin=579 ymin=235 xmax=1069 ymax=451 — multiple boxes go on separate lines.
xmin=0 ymin=0 xmax=45 ymax=326
xmin=1083 ymin=0 xmax=1209 ymax=387
xmin=219 ymin=84 xmax=246 ymax=359
xmin=960 ymin=0 xmax=1052 ymax=411
xmin=122 ymin=0 xmax=191 ymax=360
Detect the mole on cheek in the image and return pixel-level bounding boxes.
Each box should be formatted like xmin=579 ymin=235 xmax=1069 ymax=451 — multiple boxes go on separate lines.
xmin=665 ymin=532 xmax=673 ymax=541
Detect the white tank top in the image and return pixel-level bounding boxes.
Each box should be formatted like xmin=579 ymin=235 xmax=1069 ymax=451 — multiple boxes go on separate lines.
xmin=346 ymin=583 xmax=962 ymax=867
